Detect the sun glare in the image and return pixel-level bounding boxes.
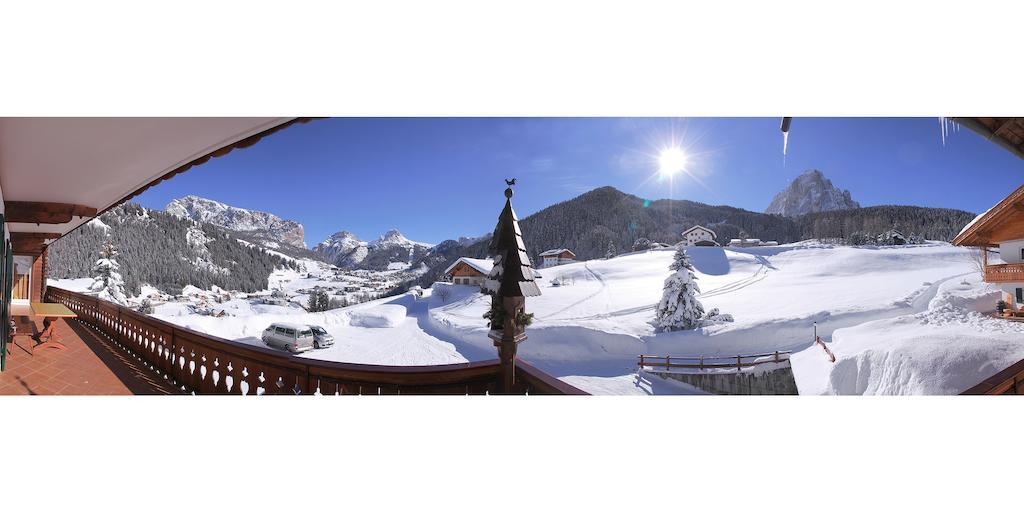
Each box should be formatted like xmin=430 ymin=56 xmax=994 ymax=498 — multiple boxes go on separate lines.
xmin=658 ymin=147 xmax=687 ymax=177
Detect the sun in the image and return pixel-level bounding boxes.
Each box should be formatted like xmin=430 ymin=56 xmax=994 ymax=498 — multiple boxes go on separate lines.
xmin=658 ymin=147 xmax=687 ymax=177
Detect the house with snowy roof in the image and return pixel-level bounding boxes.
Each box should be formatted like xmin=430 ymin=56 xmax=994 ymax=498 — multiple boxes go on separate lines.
xmin=680 ymin=225 xmax=718 ymax=246
xmin=443 ymin=257 xmax=493 ymax=286
xmin=954 ymin=183 xmax=1024 ymax=313
xmin=538 ymin=248 xmax=576 ymax=268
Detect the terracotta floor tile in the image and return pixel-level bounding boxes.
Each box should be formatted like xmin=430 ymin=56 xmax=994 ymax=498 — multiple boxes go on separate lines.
xmin=1 ymin=318 xmax=180 ymax=395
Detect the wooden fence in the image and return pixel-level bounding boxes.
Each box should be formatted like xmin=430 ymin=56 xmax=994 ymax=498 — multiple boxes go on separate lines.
xmin=46 ymin=286 xmax=586 ymax=395
xmin=638 ymin=351 xmax=791 ymax=373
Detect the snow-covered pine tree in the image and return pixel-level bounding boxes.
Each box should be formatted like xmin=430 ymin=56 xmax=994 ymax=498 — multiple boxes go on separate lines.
xmin=307 ymin=288 xmax=330 ymax=312
xmin=654 ymin=246 xmax=705 ymax=331
xmin=88 ymin=238 xmax=128 ymax=305
xmin=605 ymin=240 xmax=616 ymax=259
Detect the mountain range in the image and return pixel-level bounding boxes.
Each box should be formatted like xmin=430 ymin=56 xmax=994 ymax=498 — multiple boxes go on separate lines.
xmin=314 ymin=229 xmax=433 ymax=271
xmin=50 ymin=171 xmax=977 ymax=296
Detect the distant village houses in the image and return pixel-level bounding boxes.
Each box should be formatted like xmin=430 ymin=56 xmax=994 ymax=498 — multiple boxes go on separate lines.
xmin=727 ymin=232 xmax=779 ymax=248
xmin=538 ymin=249 xmax=576 ymax=268
xmin=680 ymin=225 xmax=718 ymax=246
xmin=443 ymin=257 xmax=493 ymax=286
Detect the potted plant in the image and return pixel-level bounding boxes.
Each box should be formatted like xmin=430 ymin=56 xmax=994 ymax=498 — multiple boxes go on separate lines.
xmin=997 ymin=299 xmax=1008 ymax=316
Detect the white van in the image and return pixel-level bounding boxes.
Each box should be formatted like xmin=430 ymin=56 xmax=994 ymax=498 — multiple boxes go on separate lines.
xmin=262 ymin=322 xmax=315 ymax=353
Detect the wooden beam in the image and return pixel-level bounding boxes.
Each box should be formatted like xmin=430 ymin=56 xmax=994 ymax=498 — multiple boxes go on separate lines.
xmin=11 ymin=240 xmax=45 ymax=254
xmin=9 ymin=232 xmax=62 ymax=241
xmin=991 ymin=118 xmax=1018 ymax=138
xmin=3 ymin=201 xmax=97 ymax=224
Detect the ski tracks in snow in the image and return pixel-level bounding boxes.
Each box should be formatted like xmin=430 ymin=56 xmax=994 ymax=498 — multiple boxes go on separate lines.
xmin=538 ymin=262 xmax=610 ymax=321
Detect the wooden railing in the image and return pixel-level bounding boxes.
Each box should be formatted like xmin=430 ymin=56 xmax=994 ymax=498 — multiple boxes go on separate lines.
xmin=638 ymin=351 xmax=791 ymax=373
xmin=45 ymin=286 xmax=587 ymax=395
xmin=984 ymin=263 xmax=1024 ymax=283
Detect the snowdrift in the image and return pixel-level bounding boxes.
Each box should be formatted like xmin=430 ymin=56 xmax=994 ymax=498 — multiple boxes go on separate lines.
xmin=349 ymin=305 xmax=407 ymax=328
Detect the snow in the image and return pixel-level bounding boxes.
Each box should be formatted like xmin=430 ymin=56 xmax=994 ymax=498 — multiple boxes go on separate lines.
xmin=791 ymin=275 xmax=1024 ymax=394
xmin=48 ymin=277 xmax=94 ymax=293
xmin=349 ymin=305 xmax=407 ymax=328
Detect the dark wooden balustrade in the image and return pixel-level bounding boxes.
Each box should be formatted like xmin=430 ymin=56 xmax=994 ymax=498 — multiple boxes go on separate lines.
xmin=45 ymin=287 xmax=587 ymax=395
xmin=984 ymin=262 xmax=1024 ymax=283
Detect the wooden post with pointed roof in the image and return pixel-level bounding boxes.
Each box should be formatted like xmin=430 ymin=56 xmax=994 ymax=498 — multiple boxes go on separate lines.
xmin=485 ymin=180 xmax=541 ymax=393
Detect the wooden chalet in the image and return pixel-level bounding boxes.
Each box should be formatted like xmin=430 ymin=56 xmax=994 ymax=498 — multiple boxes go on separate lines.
xmin=953 ymin=184 xmax=1024 ymax=298
xmin=538 ymin=248 xmax=576 ymax=268
xmin=681 ymin=225 xmax=718 ymax=246
xmin=443 ymin=257 xmax=493 ymax=286
xmin=0 ymin=118 xmax=584 ymax=395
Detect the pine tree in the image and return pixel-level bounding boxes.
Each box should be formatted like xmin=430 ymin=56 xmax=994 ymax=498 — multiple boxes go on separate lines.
xmin=89 ymin=237 xmax=129 ymax=305
xmin=307 ymin=288 xmax=330 ymax=312
xmin=654 ymin=246 xmax=705 ymax=331
xmin=605 ymin=240 xmax=616 ymax=259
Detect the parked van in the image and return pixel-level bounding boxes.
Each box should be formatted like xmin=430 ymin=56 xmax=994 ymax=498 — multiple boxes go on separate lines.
xmin=307 ymin=325 xmax=334 ymax=349
xmin=262 ymin=322 xmax=315 ymax=353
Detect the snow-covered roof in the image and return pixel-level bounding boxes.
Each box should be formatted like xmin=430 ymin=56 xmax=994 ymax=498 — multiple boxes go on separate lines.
xmin=729 ymin=238 xmax=762 ymax=243
xmin=443 ymin=257 xmax=493 ymax=276
xmin=953 ymin=183 xmax=1024 ymax=247
xmin=681 ymin=225 xmax=717 ymax=238
xmin=539 ymin=248 xmax=576 ymax=257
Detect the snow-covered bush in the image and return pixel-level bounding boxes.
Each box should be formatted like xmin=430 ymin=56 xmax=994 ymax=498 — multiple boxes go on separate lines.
xmin=654 ymin=247 xmax=705 ymax=331
xmin=701 ymin=307 xmax=734 ymax=325
xmin=632 ymin=238 xmax=652 ymax=252
xmin=88 ymin=238 xmax=128 ymax=305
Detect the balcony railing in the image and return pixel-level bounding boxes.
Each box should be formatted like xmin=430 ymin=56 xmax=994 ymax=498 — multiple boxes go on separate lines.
xmin=984 ymin=263 xmax=1024 ymax=283
xmin=45 ymin=287 xmax=587 ymax=395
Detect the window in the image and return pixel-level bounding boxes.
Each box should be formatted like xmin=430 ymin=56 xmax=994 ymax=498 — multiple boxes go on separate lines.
xmin=1020 ymin=248 xmax=1023 ymax=260
xmin=275 ymin=327 xmax=287 ymax=334
xmin=1017 ymin=288 xmax=1023 ymax=304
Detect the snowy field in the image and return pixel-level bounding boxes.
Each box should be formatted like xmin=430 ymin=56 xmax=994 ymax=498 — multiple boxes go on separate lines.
xmin=51 ymin=241 xmax=1024 ymax=395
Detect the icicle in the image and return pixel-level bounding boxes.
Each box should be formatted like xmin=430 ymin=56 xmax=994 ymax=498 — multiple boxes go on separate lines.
xmin=782 ymin=130 xmax=789 ymax=167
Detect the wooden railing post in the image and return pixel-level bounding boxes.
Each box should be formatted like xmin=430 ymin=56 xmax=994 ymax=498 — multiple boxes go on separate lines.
xmin=737 ymin=355 xmax=742 ymax=372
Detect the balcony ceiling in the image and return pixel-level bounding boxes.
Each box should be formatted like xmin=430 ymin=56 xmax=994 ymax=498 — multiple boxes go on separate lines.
xmin=954 ymin=117 xmax=1024 ymax=160
xmin=0 ymin=117 xmax=297 ymax=246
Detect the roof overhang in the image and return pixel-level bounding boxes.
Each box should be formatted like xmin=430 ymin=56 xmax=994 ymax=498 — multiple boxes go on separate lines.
xmin=953 ymin=117 xmax=1024 ymax=160
xmin=952 ymin=183 xmax=1024 ymax=247
xmin=0 ymin=117 xmax=303 ymax=252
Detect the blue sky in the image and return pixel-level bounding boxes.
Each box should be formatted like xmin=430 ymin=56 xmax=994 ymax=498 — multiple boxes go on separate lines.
xmin=134 ymin=118 xmax=1022 ymax=247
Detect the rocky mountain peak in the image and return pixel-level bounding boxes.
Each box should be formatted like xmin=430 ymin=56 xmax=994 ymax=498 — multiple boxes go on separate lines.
xmin=765 ymin=169 xmax=860 ymax=217
xmin=165 ymin=196 xmax=306 ymax=248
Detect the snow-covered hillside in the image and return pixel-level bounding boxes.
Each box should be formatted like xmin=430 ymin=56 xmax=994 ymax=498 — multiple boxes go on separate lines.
xmin=765 ymin=169 xmax=860 ymax=217
xmin=51 ymin=239 xmax=1016 ymax=395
